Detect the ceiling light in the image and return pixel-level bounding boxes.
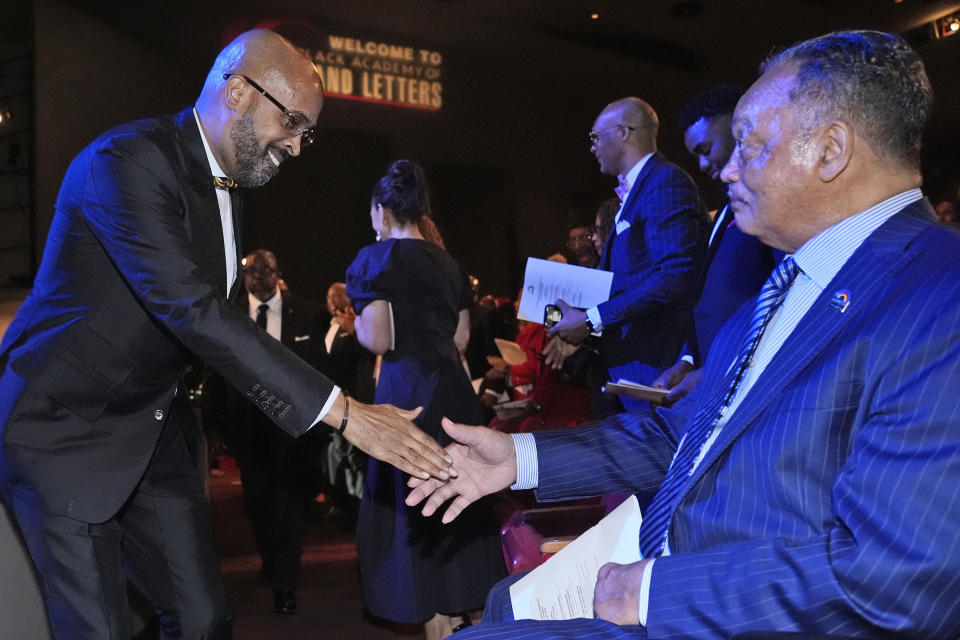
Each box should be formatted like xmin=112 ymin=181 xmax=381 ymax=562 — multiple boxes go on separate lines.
xmin=937 ymin=13 xmax=960 ymax=37
xmin=590 ymin=12 xmax=600 ymax=20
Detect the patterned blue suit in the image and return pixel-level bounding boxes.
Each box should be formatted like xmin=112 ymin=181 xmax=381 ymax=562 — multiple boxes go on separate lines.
xmin=598 ymin=153 xmax=709 ymax=395
xmin=458 ymin=199 xmax=960 ymax=638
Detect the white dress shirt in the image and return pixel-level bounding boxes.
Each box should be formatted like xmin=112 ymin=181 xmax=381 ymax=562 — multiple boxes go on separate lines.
xmin=194 ymin=109 xmax=339 ymax=427
xmin=193 ymin=109 xmax=237 ymax=295
xmin=248 ymin=289 xmax=282 ymax=341
xmin=325 ymin=318 xmax=342 ymax=354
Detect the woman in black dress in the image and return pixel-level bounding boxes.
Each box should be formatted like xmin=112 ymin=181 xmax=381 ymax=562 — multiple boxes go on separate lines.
xmin=347 ymin=160 xmax=506 ymax=639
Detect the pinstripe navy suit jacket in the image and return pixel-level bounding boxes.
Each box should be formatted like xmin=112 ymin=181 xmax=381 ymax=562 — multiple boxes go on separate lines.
xmin=465 ymin=199 xmax=960 ymax=639
xmin=598 ymin=152 xmax=709 ymax=391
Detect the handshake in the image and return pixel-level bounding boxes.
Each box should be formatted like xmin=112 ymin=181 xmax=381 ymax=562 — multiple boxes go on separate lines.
xmin=325 ymin=394 xmax=458 ymax=481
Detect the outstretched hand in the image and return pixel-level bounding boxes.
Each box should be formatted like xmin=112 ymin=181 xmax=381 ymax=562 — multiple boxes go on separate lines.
xmin=339 ymin=399 xmax=454 ymax=481
xmin=406 ymin=418 xmax=518 ymax=523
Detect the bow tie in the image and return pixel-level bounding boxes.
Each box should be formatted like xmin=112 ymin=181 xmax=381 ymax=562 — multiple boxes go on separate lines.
xmin=213 ymin=176 xmax=238 ymax=190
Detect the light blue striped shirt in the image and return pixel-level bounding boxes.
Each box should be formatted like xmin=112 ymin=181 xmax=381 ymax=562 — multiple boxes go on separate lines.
xmin=510 ymin=188 xmax=924 ymax=625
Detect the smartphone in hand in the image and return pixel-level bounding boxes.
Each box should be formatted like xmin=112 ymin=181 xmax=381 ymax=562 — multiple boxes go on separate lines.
xmin=543 ymin=304 xmax=562 ymax=329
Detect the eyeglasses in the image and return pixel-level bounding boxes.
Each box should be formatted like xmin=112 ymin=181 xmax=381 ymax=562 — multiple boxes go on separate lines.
xmin=223 ymin=73 xmax=315 ymax=146
xmin=242 ymin=266 xmax=279 ymax=277
xmin=566 ymin=231 xmax=595 ymax=248
xmin=588 ymin=124 xmax=634 ymax=146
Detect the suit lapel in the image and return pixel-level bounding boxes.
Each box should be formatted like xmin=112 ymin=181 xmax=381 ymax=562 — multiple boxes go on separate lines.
xmin=227 ymin=189 xmax=244 ymax=300
xmin=600 ymin=153 xmax=661 ymax=269
xmin=173 ymin=109 xmax=229 ymax=297
xmin=279 ymin=293 xmax=294 ymax=347
xmin=692 ymin=204 xmax=732 ymax=298
xmin=706 ymin=205 xmax=732 ymax=263
xmin=618 ymin=153 xmax=658 ymax=223
xmin=680 ymin=201 xmax=935 ymax=495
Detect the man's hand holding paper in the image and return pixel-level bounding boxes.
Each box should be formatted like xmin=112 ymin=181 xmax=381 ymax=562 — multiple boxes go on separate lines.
xmin=594 ymin=559 xmax=650 ymax=625
xmin=517 ymin=257 xmax=612 ymax=326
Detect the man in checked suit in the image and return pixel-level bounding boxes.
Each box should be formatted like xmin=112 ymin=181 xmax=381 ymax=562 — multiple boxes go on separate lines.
xmin=548 ymin=97 xmax=709 ymax=411
xmin=0 ymin=29 xmax=451 ymax=639
xmin=408 ymin=30 xmax=960 ymax=638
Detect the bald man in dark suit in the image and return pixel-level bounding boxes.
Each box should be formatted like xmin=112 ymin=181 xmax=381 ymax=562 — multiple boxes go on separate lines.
xmin=0 ymin=29 xmax=449 ymax=639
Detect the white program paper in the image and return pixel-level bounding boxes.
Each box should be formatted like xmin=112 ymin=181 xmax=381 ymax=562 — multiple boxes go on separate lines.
xmin=517 ymin=257 xmax=613 ymax=323
xmin=510 ymin=495 xmax=643 ymax=620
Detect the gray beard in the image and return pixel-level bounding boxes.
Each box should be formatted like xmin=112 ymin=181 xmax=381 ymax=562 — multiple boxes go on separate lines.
xmin=229 ymin=113 xmax=281 ymax=188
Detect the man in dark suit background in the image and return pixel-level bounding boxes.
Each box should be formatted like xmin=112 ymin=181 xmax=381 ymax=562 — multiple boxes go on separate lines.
xmin=0 ymin=29 xmax=450 ymax=639
xmin=549 ymin=97 xmax=709 ymax=411
xmin=408 ymin=30 xmax=960 ymax=638
xmin=652 ymin=85 xmax=777 ymax=405
xmin=210 ymin=249 xmax=327 ymax=615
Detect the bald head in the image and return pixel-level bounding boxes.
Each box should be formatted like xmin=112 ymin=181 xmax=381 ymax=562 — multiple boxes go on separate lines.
xmin=195 ymin=30 xmax=324 ymax=187
xmin=604 ymin=98 xmax=658 ymax=143
xmin=590 ymin=97 xmax=659 ymax=177
xmin=326 ymin=282 xmax=350 ymax=315
xmin=199 ymin=30 xmax=323 ymax=107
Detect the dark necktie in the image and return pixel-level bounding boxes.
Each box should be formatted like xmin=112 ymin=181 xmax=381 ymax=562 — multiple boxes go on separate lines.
xmin=256 ymin=303 xmax=269 ymax=330
xmin=213 ymin=176 xmax=237 ymax=190
xmin=637 ymin=256 xmax=801 ymax=558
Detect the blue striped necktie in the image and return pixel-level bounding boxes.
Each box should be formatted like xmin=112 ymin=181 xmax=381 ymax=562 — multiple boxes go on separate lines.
xmin=637 ymin=256 xmax=801 ymax=558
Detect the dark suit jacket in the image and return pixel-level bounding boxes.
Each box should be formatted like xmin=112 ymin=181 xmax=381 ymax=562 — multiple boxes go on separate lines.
xmin=318 ymin=322 xmax=376 ymax=404
xmin=219 ymin=291 xmax=327 ymax=449
xmin=239 ymin=291 xmax=323 ymax=367
xmin=688 ymin=204 xmax=776 ymax=364
xmin=0 ymin=108 xmax=336 ymax=523
xmin=529 ymin=199 xmax=960 ymax=637
xmin=598 ymin=152 xmax=709 ymax=386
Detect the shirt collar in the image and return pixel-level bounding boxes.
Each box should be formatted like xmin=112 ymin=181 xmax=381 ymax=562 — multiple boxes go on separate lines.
xmin=792 ymin=188 xmax=923 ymax=290
xmin=193 ymin=107 xmax=229 ymax=181
xmin=249 ymin=288 xmax=281 ymax=312
xmin=620 ymin=152 xmax=654 ymax=193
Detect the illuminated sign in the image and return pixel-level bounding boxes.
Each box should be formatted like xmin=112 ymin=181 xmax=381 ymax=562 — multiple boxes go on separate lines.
xmin=311 ymin=35 xmax=443 ymax=111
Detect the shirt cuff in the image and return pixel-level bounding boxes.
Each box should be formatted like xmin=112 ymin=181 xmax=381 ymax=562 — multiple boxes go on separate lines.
xmin=510 ymin=432 xmax=539 ymax=490
xmin=680 ymin=354 xmax=695 ymax=366
xmin=586 ymin=306 xmax=603 ymax=333
xmin=308 ymin=386 xmax=342 ymax=429
xmin=638 ymin=558 xmax=655 ymax=626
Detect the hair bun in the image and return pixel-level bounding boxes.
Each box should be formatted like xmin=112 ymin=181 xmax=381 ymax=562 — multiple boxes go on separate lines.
xmin=388 ymin=159 xmax=417 ymax=186
xmin=372 ymin=159 xmax=431 ymax=225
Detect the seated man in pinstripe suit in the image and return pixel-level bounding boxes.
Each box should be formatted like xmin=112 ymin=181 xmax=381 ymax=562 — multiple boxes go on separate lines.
xmin=408 ymin=30 xmax=960 ymax=639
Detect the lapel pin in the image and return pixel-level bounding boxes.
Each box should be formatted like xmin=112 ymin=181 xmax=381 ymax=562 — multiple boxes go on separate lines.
xmin=829 ymin=289 xmax=851 ymax=313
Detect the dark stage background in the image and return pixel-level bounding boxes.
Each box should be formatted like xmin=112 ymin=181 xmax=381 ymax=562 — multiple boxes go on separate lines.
xmin=9 ymin=0 xmax=960 ymax=306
